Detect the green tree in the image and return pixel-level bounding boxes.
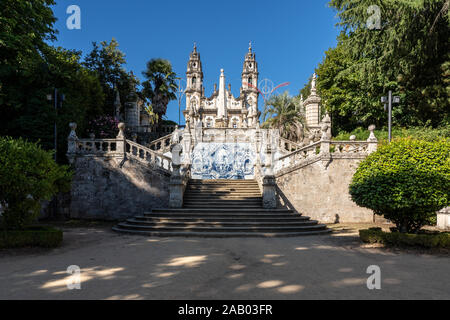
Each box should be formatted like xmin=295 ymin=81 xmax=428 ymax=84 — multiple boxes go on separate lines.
xmin=141 ymin=59 xmax=178 ymax=125
xmin=349 ymin=138 xmax=450 ymax=233
xmin=0 ymin=1 xmax=105 ymax=163
xmin=311 ymin=0 xmax=450 ymax=133
xmin=262 ymin=91 xmax=306 ymax=142
xmin=83 ymin=38 xmax=138 ymax=116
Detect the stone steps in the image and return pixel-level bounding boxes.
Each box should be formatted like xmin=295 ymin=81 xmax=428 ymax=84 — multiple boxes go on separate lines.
xmin=122 ymin=219 xmax=320 ymax=228
xmin=113 ymin=179 xmax=330 ymax=238
xmin=111 ymin=228 xmax=332 ymax=238
xmin=115 ymin=222 xmax=327 ymax=233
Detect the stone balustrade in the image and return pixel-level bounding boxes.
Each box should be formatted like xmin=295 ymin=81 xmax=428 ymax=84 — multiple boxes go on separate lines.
xmin=278 ymin=137 xmax=304 ymax=153
xmin=275 ymin=142 xmax=322 ymax=173
xmin=330 ymin=141 xmax=370 ymax=154
xmin=274 ymin=125 xmax=378 ymax=175
xmin=147 ymin=133 xmax=174 ymax=154
xmin=126 ymin=140 xmax=173 ymax=173
xmin=75 ymin=139 xmax=119 ymax=155
xmin=67 ymin=123 xmax=173 ymax=174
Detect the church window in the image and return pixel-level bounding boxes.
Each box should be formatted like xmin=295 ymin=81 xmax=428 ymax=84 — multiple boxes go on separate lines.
xmin=192 ymin=77 xmax=197 ymax=87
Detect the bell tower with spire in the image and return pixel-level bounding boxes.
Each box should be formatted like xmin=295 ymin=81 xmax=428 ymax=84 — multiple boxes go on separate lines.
xmin=186 ymin=43 xmax=203 ymax=92
xmin=241 ymin=42 xmax=259 ymax=127
xmin=185 ymin=43 xmax=204 ymax=127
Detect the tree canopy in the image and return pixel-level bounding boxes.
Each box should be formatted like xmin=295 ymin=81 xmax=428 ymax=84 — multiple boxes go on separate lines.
xmin=141 ymin=58 xmax=178 ymax=122
xmin=300 ymin=0 xmax=450 ymax=134
xmin=262 ymin=91 xmax=306 ymax=142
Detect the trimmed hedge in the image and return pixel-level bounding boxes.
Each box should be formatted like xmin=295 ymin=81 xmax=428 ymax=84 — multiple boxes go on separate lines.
xmin=360 ymin=228 xmax=450 ymax=249
xmin=0 ymin=226 xmax=63 ymax=249
xmin=350 ymin=138 xmax=450 ymax=233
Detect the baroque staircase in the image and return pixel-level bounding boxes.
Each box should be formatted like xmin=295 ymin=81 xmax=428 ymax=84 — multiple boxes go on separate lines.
xmin=113 ymin=179 xmax=330 ymax=238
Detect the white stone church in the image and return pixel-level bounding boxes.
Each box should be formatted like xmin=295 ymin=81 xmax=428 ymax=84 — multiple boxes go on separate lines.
xmin=183 ymin=44 xmax=261 ymax=130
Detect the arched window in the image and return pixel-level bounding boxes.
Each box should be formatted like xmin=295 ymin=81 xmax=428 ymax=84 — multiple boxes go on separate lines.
xmin=248 ymin=77 xmax=253 ymax=86
xmin=192 ymin=77 xmax=197 ymax=87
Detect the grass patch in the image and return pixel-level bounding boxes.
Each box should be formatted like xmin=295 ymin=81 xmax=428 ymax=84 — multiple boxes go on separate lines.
xmin=360 ymin=228 xmax=450 ymax=249
xmin=0 ymin=226 xmax=63 ymax=249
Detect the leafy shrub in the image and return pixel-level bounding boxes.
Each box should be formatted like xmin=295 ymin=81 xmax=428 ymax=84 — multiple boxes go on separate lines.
xmin=359 ymin=229 xmax=450 ymax=249
xmin=0 ymin=226 xmax=63 ymax=248
xmin=0 ymin=137 xmax=72 ymax=230
xmin=350 ymin=138 xmax=450 ymax=233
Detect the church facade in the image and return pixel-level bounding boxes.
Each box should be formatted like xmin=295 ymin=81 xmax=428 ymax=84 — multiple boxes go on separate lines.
xmin=183 ymin=44 xmax=261 ymax=129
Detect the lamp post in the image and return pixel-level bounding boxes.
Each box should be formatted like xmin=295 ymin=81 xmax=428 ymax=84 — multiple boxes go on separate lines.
xmin=47 ymin=88 xmax=65 ymax=161
xmin=381 ymin=90 xmax=400 ymax=142
xmin=175 ymin=78 xmax=186 ymax=126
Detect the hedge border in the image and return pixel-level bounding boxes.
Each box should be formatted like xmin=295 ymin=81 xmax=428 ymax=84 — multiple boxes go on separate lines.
xmin=360 ymin=228 xmax=450 ymax=249
xmin=0 ymin=226 xmax=63 ymax=249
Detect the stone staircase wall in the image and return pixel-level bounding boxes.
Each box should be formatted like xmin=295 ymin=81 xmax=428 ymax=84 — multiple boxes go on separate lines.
xmin=275 ymin=156 xmax=374 ymax=223
xmin=66 ymin=123 xmax=173 ymax=220
xmin=70 ymin=156 xmax=170 ymax=220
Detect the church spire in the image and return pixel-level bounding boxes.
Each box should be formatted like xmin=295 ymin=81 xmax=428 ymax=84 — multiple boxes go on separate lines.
xmin=186 ymin=43 xmax=203 ymax=93
xmin=242 ymin=42 xmax=258 ymax=91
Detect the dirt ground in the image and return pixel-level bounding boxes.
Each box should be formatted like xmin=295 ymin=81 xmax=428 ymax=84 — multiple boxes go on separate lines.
xmin=0 ymin=222 xmax=448 ymax=300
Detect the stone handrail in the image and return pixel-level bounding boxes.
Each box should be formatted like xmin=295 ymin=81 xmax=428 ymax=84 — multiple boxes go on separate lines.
xmin=67 ymin=122 xmax=173 ymax=174
xmin=275 ymin=141 xmax=322 ymax=172
xmin=75 ymin=139 xmax=120 ymax=155
xmin=126 ymin=140 xmax=172 ymax=173
xmin=274 ymin=125 xmax=379 ymax=175
xmin=147 ymin=133 xmax=174 ymax=154
xmin=330 ymin=141 xmax=370 ymax=154
xmin=278 ymin=137 xmax=304 ymax=153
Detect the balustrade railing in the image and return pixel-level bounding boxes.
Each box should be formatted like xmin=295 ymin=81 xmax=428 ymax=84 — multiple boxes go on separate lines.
xmin=278 ymin=137 xmax=304 ymax=153
xmin=147 ymin=133 xmax=174 ymax=154
xmin=126 ymin=140 xmax=172 ymax=173
xmin=275 ymin=142 xmax=322 ymax=172
xmin=75 ymin=139 xmax=119 ymax=155
xmin=330 ymin=141 xmax=369 ymax=154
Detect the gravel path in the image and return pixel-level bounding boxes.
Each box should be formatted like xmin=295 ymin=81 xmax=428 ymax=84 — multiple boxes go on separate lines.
xmin=0 ymin=225 xmax=448 ymax=300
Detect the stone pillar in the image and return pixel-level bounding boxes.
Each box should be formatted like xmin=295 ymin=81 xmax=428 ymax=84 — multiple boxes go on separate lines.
xmin=262 ymin=148 xmax=277 ymax=209
xmin=263 ymin=175 xmax=277 ymax=209
xmin=319 ymin=116 xmax=331 ymax=156
xmin=304 ymin=73 xmax=321 ymax=129
xmin=319 ymin=114 xmax=332 ymax=169
xmin=116 ymin=123 xmax=126 ymax=155
xmin=367 ymin=125 xmax=378 ymax=154
xmin=437 ymin=207 xmax=450 ymax=230
xmin=169 ymin=144 xmax=184 ymax=208
xmin=125 ymin=101 xmax=139 ymax=129
xmin=67 ymin=123 xmax=78 ymax=164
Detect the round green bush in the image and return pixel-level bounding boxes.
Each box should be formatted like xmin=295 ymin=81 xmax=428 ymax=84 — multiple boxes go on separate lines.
xmin=0 ymin=137 xmax=72 ymax=230
xmin=350 ymin=138 xmax=450 ymax=233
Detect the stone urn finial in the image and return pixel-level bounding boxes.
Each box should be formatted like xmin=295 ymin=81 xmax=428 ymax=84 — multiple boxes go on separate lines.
xmin=68 ymin=123 xmax=78 ymax=140
xmin=321 ymin=123 xmax=330 ymax=140
xmin=117 ymin=123 xmax=126 ymax=139
xmin=367 ymin=125 xmax=377 ymax=142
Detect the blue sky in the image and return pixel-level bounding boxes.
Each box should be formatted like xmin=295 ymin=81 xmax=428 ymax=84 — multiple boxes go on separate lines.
xmin=51 ymin=0 xmax=340 ymax=124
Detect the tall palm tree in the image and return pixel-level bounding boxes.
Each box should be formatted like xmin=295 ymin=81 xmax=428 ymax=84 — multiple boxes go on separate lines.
xmin=142 ymin=59 xmax=178 ymax=127
xmin=262 ymin=91 xmax=306 ymax=142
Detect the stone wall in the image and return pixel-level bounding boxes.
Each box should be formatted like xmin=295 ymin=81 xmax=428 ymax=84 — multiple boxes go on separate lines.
xmin=70 ymin=156 xmax=170 ymax=220
xmin=275 ymin=156 xmax=374 ymax=223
